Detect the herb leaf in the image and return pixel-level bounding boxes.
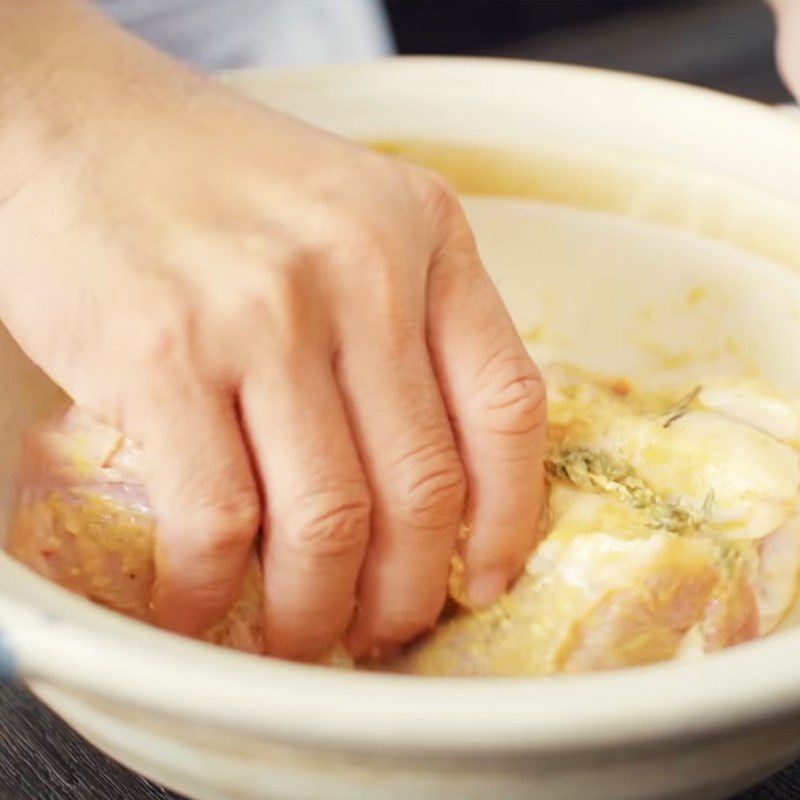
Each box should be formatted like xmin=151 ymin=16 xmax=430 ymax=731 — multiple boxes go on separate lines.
xmin=547 ymin=447 xmax=711 ymax=534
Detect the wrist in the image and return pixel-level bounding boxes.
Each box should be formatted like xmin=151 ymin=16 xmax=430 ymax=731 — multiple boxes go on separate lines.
xmin=0 ymin=0 xmax=190 ymax=204
xmin=0 ymin=1 xmax=102 ymax=201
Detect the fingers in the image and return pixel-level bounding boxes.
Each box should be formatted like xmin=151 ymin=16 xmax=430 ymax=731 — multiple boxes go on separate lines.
xmin=426 ymin=188 xmax=547 ymax=608
xmin=133 ymin=380 xmax=261 ymax=638
xmin=336 ymin=296 xmax=466 ymax=658
xmin=240 ymin=355 xmax=370 ymax=661
xmin=772 ymin=0 xmax=800 ymax=98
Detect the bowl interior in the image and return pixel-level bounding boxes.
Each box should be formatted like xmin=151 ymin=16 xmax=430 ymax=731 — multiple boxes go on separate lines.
xmin=463 ymin=195 xmax=800 ymax=390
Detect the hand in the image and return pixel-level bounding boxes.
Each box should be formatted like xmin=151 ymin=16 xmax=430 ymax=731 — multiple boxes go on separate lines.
xmin=0 ymin=0 xmax=546 ymax=660
xmin=771 ymin=0 xmax=800 ymax=97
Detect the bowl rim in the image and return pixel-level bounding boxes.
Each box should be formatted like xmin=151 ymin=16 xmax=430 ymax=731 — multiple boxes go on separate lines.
xmin=6 ymin=56 xmax=800 ymax=753
xmin=221 ymin=54 xmax=800 ymax=206
xmin=12 ymin=573 xmax=800 ymax=753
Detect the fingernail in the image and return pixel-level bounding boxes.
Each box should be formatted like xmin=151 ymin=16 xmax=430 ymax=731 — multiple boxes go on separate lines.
xmin=467 ymin=569 xmax=508 ymax=608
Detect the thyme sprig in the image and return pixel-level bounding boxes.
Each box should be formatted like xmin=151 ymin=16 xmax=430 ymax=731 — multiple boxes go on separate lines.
xmin=548 ymin=447 xmax=713 ymax=534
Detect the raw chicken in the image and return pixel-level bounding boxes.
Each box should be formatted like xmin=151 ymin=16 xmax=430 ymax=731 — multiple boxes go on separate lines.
xmin=6 ymin=365 xmax=800 ymax=675
xmin=5 ymin=408 xmax=265 ymax=652
xmin=390 ymin=367 xmax=800 ymax=676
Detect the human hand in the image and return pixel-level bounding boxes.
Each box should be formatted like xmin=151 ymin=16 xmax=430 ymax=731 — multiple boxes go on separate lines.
xmin=0 ymin=0 xmax=545 ymax=660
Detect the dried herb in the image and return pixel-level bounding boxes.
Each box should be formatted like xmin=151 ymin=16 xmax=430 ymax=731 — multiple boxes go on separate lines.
xmin=662 ymin=385 xmax=702 ymax=428
xmin=547 ymin=447 xmax=712 ymax=534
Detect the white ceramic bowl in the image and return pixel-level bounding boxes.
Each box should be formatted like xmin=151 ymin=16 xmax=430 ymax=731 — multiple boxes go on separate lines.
xmin=3 ymin=58 xmax=800 ymax=800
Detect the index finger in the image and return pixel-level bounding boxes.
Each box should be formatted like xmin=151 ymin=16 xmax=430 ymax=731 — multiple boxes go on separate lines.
xmin=425 ymin=187 xmax=547 ymax=607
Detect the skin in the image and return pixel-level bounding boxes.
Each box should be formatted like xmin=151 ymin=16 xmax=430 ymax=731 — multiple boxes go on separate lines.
xmin=771 ymin=0 xmax=800 ymax=98
xmin=0 ymin=0 xmax=546 ymax=661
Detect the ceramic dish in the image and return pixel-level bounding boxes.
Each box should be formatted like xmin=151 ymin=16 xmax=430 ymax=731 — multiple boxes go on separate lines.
xmin=2 ymin=58 xmax=800 ymax=800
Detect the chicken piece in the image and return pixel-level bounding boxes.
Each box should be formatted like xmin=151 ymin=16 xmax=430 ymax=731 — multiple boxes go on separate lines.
xmin=5 ymin=408 xmax=265 ymax=652
xmin=7 ymin=366 xmax=800 ymax=676
xmin=395 ymin=530 xmax=724 ymax=676
xmin=756 ymin=514 xmax=800 ymax=635
xmin=546 ymin=369 xmax=800 ymax=540
xmin=390 ymin=367 xmax=800 ymax=677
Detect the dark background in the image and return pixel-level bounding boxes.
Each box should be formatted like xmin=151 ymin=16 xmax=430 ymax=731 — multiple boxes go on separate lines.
xmin=1 ymin=2 xmax=798 ymax=800
xmin=386 ymin=0 xmax=793 ymax=103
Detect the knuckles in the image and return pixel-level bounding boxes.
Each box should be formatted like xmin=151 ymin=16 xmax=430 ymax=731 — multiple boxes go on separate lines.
xmin=408 ymin=166 xmax=460 ymax=225
xmin=402 ymin=464 xmax=467 ymax=530
xmin=131 ymin=299 xmax=197 ymax=374
xmin=283 ymin=485 xmax=372 ymax=561
xmin=474 ymin=349 xmax=547 ymax=438
xmin=386 ymin=442 xmax=466 ymax=532
xmin=124 ymin=162 xmax=449 ymax=373
xmin=165 ymin=489 xmax=262 ymax=560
